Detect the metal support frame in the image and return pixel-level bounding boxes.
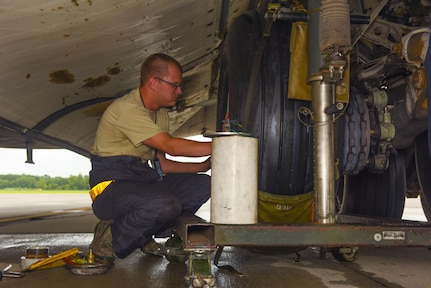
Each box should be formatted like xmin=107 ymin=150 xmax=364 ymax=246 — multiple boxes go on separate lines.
xmin=213 ymin=222 xmax=431 ymax=247
xmin=174 ymin=215 xmax=217 ymax=287
xmin=173 ymin=214 xmax=431 ymax=286
xmin=175 ymin=215 xmax=431 ymax=249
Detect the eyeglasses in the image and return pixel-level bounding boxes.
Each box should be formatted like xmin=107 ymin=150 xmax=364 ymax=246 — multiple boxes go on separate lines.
xmin=155 ymin=77 xmax=184 ymax=91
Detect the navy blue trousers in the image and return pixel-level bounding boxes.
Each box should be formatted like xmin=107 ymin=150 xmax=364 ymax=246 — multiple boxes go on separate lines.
xmin=92 ymin=173 xmax=210 ymax=258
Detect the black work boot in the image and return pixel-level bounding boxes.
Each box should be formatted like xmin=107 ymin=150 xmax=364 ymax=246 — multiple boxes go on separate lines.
xmin=91 ymin=220 xmax=114 ymax=263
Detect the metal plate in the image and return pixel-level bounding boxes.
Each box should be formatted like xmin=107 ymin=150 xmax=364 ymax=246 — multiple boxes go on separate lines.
xmin=67 ymin=263 xmax=114 ymax=276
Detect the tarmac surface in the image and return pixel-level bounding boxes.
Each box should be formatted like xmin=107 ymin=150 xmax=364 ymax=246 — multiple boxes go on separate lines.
xmin=0 ymin=194 xmax=430 ymax=288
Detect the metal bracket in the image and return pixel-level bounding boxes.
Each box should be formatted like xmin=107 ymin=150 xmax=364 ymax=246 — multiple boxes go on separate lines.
xmin=0 ymin=265 xmax=25 ymax=280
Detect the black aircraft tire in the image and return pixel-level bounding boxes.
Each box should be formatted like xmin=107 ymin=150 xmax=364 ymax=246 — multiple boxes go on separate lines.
xmin=415 ymin=131 xmax=431 ymax=221
xmin=341 ymin=153 xmax=406 ymax=218
xmin=338 ymin=87 xmax=370 ymax=175
xmin=217 ymin=10 xmax=313 ymax=196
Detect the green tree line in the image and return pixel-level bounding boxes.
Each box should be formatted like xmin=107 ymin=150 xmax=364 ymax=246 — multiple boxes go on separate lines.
xmin=0 ymin=174 xmax=89 ymax=190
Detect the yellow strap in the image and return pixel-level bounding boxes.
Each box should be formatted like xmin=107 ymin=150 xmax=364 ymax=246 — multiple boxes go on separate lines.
xmin=25 ymin=248 xmax=79 ymax=271
xmin=89 ymin=180 xmax=113 ymax=201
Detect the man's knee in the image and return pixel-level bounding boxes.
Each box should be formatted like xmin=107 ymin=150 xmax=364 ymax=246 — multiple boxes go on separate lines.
xmin=153 ymin=196 xmax=182 ymax=222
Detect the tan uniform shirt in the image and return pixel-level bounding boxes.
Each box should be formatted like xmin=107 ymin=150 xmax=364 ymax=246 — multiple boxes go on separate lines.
xmin=91 ymin=88 xmax=169 ymax=161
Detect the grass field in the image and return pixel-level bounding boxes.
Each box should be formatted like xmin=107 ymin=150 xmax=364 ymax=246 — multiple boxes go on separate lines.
xmin=0 ymin=189 xmax=88 ymax=194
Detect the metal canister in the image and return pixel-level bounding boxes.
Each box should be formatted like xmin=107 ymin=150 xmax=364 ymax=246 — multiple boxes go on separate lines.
xmin=208 ymin=132 xmax=258 ymax=224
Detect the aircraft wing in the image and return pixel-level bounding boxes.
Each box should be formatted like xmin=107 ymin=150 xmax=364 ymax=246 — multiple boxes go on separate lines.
xmin=0 ymin=0 xmax=251 ymax=157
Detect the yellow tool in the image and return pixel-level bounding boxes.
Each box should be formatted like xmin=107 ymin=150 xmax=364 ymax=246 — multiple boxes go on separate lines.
xmin=24 ymin=248 xmax=79 ymax=272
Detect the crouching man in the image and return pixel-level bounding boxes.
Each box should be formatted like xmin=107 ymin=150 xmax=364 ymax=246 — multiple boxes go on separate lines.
xmin=89 ymin=53 xmax=211 ymax=262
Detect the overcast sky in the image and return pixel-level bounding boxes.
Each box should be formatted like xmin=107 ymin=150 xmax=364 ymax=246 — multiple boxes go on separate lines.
xmin=0 ymin=148 xmax=91 ymax=177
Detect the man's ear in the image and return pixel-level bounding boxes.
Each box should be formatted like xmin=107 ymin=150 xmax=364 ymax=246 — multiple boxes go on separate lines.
xmin=148 ymin=77 xmax=157 ymax=89
xmin=148 ymin=77 xmax=156 ymax=86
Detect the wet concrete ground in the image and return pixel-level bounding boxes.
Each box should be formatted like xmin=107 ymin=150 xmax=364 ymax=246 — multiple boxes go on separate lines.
xmin=1 ymin=236 xmax=431 ymax=288
xmin=0 ymin=195 xmax=430 ymax=288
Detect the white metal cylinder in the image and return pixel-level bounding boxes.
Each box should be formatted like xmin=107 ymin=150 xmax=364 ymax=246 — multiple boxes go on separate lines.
xmin=210 ymin=134 xmax=258 ymax=224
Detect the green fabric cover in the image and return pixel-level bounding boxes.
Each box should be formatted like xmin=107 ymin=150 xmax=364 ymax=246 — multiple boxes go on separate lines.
xmin=258 ymin=191 xmax=314 ymax=223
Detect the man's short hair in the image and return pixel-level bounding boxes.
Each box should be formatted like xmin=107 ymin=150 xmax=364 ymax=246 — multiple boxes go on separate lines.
xmin=140 ymin=53 xmax=183 ymax=85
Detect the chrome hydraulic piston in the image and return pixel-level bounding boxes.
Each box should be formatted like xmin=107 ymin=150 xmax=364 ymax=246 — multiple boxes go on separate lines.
xmin=308 ymin=0 xmax=351 ymax=223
